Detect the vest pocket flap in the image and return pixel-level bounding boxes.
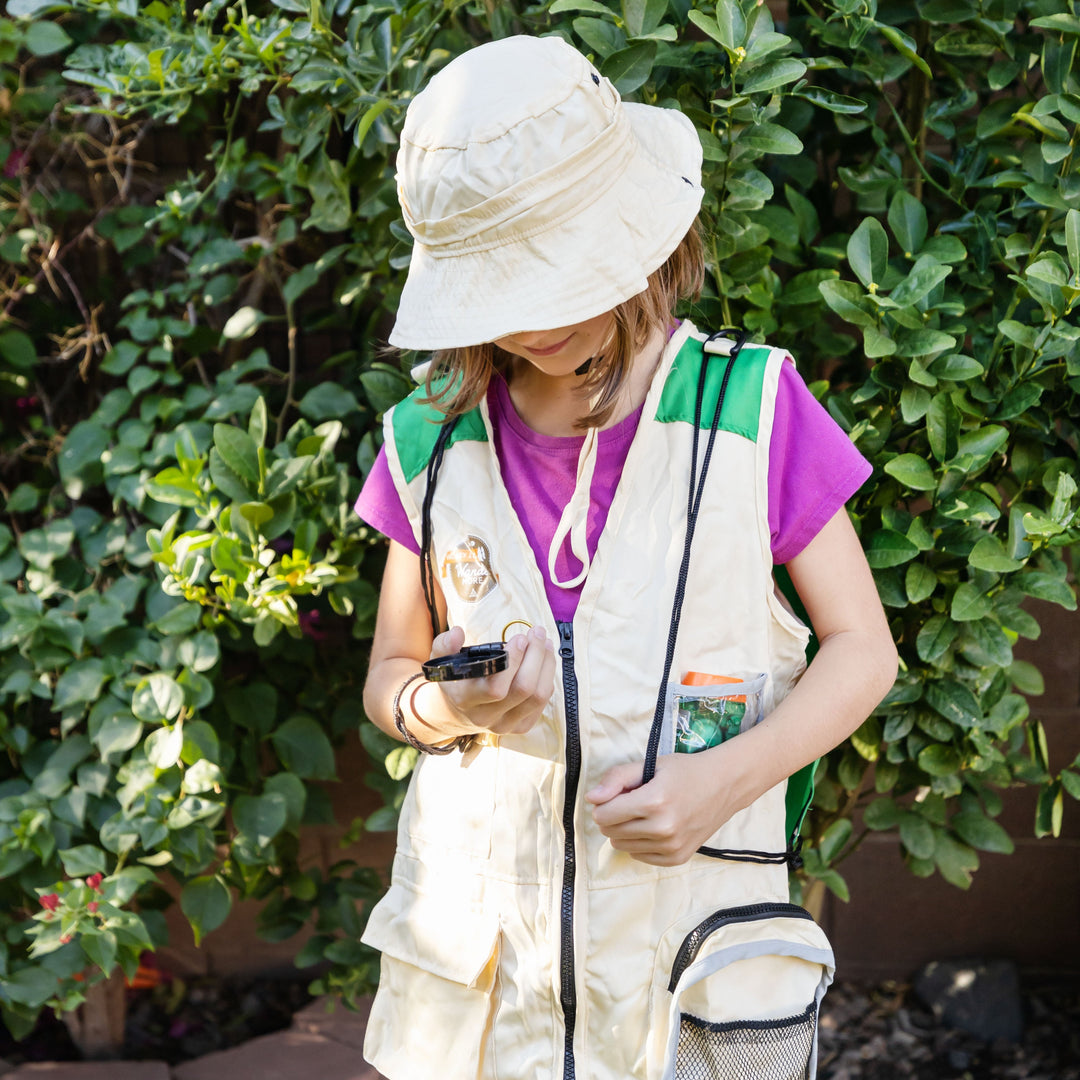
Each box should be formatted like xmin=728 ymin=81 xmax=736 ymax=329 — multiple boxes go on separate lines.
xmin=361 ymin=884 xmax=500 ymax=991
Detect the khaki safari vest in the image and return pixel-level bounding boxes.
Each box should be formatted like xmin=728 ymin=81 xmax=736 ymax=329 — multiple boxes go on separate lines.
xmin=362 ymin=321 xmax=835 ymax=1080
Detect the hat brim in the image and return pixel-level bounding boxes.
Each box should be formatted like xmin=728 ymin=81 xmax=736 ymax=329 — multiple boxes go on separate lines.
xmin=388 ymin=103 xmax=704 ymax=352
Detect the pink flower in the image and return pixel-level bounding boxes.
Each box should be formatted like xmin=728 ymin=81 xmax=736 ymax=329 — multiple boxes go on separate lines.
xmin=40 ymin=894 xmax=60 ymax=912
xmin=87 ymin=873 xmax=103 ymax=891
xmin=60 ymin=933 xmax=72 ymax=944
xmin=3 ymin=149 xmax=28 ymax=179
xmin=87 ymin=901 xmax=99 ymax=914
xmin=298 ymin=609 xmax=327 ymax=641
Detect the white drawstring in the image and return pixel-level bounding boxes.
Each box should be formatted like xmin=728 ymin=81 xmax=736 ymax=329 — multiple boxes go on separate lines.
xmin=547 ymin=426 xmax=599 ymax=589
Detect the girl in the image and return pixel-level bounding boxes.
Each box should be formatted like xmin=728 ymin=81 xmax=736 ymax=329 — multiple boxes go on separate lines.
xmin=356 ymin=34 xmax=897 ymax=1080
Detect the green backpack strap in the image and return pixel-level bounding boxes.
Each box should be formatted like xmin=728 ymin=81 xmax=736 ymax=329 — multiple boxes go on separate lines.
xmin=774 ymin=564 xmax=819 ymax=846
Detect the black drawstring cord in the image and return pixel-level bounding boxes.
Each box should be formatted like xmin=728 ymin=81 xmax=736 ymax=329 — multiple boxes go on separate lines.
xmin=639 ymin=329 xmax=803 ymax=870
xmin=642 ymin=330 xmax=743 ymax=785
xmin=420 ymin=415 xmax=460 ymax=639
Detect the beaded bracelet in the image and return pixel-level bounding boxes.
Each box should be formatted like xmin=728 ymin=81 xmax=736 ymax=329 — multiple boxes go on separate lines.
xmin=393 ymin=672 xmax=475 ymax=755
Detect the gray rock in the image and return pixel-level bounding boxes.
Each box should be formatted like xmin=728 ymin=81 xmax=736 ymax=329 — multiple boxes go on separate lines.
xmin=913 ymin=957 xmax=1024 ymax=1043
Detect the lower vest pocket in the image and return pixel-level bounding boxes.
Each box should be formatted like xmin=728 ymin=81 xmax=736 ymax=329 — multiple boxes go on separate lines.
xmin=655 ymin=902 xmax=834 ymax=1080
xmin=361 ymin=884 xmax=500 ymax=1080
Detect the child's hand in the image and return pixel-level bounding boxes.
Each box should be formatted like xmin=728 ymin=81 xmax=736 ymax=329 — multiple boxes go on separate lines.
xmin=430 ymin=625 xmax=556 ymax=737
xmin=585 ymin=750 xmax=744 ymax=866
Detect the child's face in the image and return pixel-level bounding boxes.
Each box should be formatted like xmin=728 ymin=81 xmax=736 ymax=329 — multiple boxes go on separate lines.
xmin=493 ymin=313 xmax=613 ymax=378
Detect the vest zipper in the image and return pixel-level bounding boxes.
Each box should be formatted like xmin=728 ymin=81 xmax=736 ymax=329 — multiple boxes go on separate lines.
xmin=667 ymin=902 xmax=813 ymax=992
xmin=556 ymin=619 xmax=580 ymax=1080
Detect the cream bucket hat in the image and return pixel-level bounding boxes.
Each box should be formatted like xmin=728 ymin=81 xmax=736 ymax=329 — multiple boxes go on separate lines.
xmin=388 ymin=34 xmax=704 ymax=351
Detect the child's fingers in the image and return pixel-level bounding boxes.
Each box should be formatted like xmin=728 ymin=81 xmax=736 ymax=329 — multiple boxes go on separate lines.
xmin=428 ymin=624 xmax=465 ymax=660
xmin=585 ymin=760 xmax=646 ymax=808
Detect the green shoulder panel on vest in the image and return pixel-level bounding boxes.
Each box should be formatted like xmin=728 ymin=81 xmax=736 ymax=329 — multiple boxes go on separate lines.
xmin=391 ymin=386 xmax=488 ymax=485
xmin=654 ymin=337 xmax=772 ymax=442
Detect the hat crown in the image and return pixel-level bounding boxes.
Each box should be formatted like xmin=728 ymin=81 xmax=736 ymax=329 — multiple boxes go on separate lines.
xmin=398 ymin=36 xmax=621 ymax=228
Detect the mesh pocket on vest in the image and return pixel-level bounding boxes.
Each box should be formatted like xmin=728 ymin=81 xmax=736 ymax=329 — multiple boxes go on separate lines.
xmin=676 ymin=1002 xmax=817 ymax=1080
xmin=655 ymin=902 xmax=834 ymax=1080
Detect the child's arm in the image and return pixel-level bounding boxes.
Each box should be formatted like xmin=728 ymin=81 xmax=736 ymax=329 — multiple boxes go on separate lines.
xmin=363 ymin=539 xmax=557 ymax=746
xmin=586 ymin=506 xmax=898 ymax=866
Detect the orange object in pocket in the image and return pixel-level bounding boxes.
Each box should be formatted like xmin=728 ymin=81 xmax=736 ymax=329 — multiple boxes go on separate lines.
xmin=682 ymin=672 xmax=746 ymax=702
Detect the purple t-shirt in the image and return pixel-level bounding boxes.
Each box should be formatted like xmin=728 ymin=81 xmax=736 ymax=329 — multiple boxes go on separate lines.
xmin=355 ymin=361 xmax=871 ymax=622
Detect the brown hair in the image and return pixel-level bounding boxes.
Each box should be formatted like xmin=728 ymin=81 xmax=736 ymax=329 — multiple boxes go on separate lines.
xmin=419 ymin=220 xmax=705 ymax=429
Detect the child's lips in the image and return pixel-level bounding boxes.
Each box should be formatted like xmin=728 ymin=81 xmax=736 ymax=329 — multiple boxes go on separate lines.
xmin=523 ymin=333 xmax=574 ymax=356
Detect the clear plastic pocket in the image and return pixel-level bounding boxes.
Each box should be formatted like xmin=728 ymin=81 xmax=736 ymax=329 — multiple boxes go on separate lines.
xmin=661 ymin=672 xmax=768 ymax=755
xmin=658 ymin=902 xmax=834 ymax=1080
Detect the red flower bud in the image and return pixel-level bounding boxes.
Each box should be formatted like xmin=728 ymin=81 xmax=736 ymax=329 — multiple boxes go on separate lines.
xmin=87 ymin=901 xmax=99 ymax=914
xmin=60 ymin=933 xmax=72 ymax=944
xmin=87 ymin=873 xmax=103 ymax=892
xmin=40 ymin=894 xmax=60 ymax=912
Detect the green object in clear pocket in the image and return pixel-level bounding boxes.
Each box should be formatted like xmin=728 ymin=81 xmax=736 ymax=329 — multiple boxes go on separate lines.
xmin=674 ymin=696 xmax=746 ymax=753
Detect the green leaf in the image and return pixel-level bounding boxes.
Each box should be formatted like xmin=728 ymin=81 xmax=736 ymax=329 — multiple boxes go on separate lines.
xmin=890 ymin=255 xmax=950 ymax=306
xmin=905 ymin=562 xmax=937 ymax=604
xmin=385 ymin=745 xmax=419 ymax=781
xmin=863 ymin=797 xmax=902 ymax=830
xmin=713 ymin=0 xmax=746 ymax=49
xmin=2 ymin=966 xmax=60 ymax=1007
xmin=740 ymin=58 xmax=807 ymax=95
xmin=180 ymin=876 xmax=232 ymax=947
xmin=951 ymin=811 xmax=1014 ymax=854
xmin=919 ymin=743 xmax=962 ymax=777
xmin=208 ymin=449 xmax=256 ymax=504
xmin=24 ymin=20 xmax=72 ymax=55
xmin=933 ymin=829 xmax=979 ymax=888
xmin=270 ymin=715 xmax=336 ymax=780
xmin=58 ymin=844 xmax=107 ymax=877
xmin=947 ymin=425 xmax=1008 ymax=475
xmin=53 ymin=659 xmax=109 ymax=711
xmin=233 ymin=793 xmax=288 ymax=847
xmin=0 ymin=328 xmax=36 ymax=369
xmin=1017 ymin=571 xmax=1077 ymax=610
xmin=925 ymin=679 xmax=981 ymax=729
xmin=740 ymin=122 xmax=803 ymax=156
xmin=951 ymin=582 xmax=992 ymax=622
xmin=899 ymin=813 xmax=935 ymax=858
xmin=264 ymin=773 xmax=307 ymax=831
xmin=847 ymin=217 xmax=889 ymax=290
xmin=866 ymin=529 xmax=919 ymax=568
xmin=926 ymin=392 xmax=959 ymax=463
xmin=213 ymin=424 xmax=259 ymax=487
xmin=132 ymin=674 xmax=184 ymax=723
xmin=145 ymin=724 xmax=184 ymax=770
xmin=793 ymin=86 xmax=867 ymax=114
xmin=1066 ymin=209 xmax=1080 ymax=277
xmin=884 ymin=453 xmax=937 ymax=491
xmin=888 ymin=189 xmax=927 ymax=256
xmin=817 ymin=818 xmax=853 ymax=865
xmin=1008 ymin=659 xmax=1044 ymax=696
xmin=916 ymin=614 xmax=958 ymax=662
xmin=298 ymin=382 xmax=361 ymax=421
xmin=1035 ymin=782 xmax=1064 ymax=838
xmin=879 ymin=23 xmax=933 ymax=77
xmin=601 ymin=42 xmax=657 ymax=94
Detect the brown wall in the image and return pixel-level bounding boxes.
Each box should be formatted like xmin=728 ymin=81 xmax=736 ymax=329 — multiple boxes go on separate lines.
xmin=823 ymin=599 xmax=1080 ymax=980
xmin=159 ymin=603 xmax=1080 ymax=983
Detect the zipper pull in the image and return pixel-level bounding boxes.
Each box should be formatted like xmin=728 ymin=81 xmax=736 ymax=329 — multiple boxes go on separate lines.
xmin=558 ymin=621 xmax=574 ymax=659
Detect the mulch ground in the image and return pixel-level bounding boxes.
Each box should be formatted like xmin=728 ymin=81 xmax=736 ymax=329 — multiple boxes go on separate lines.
xmin=2 ymin=973 xmax=1078 ymax=1075
xmin=819 ymin=979 xmax=1080 ymax=1079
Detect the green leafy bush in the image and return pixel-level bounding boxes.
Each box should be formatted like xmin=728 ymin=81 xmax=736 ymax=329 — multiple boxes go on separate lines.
xmin=0 ymin=0 xmax=1078 ymax=1034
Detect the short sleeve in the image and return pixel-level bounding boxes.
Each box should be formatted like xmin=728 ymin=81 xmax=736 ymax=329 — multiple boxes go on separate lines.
xmin=354 ymin=445 xmax=421 ymax=555
xmin=768 ymin=361 xmax=872 ymax=564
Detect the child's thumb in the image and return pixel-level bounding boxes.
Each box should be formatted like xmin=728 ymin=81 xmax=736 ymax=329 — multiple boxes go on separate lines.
xmin=585 ymin=760 xmax=645 ymax=805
